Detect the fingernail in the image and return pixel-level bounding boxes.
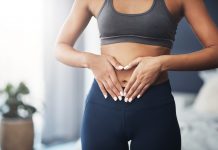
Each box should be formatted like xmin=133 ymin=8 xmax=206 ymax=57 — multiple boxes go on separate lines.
xmin=113 ymin=97 xmax=117 ymax=101
xmin=124 ymin=97 xmax=128 ymax=102
xmin=118 ymin=96 xmax=122 ymax=101
xmin=124 ymin=65 xmax=129 ymax=70
xmin=123 ymin=91 xmax=126 ymax=96
xmin=120 ymin=91 xmax=124 ymax=96
xmin=137 ymin=95 xmax=141 ymax=99
xmin=104 ymin=94 xmax=107 ymax=99
xmin=117 ymin=65 xmax=124 ymax=70
xmin=128 ymin=97 xmax=132 ymax=102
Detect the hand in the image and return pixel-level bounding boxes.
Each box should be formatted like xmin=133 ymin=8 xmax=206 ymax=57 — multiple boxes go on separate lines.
xmin=87 ymin=54 xmax=124 ymax=101
xmin=123 ymin=56 xmax=163 ymax=102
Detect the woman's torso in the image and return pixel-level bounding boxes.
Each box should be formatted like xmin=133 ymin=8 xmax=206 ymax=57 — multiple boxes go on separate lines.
xmin=101 ymin=43 xmax=170 ymax=87
xmin=90 ymin=0 xmax=183 ymax=87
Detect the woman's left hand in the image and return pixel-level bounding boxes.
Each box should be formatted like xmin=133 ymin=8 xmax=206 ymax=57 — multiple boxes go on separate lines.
xmin=123 ymin=56 xmax=163 ymax=102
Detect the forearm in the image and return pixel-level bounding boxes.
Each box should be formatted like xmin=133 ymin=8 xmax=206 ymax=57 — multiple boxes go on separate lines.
xmin=159 ymin=45 xmax=218 ymax=71
xmin=54 ymin=43 xmax=97 ymax=68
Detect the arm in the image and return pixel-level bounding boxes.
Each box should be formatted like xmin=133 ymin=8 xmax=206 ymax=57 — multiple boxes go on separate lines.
xmin=122 ymin=0 xmax=218 ymax=102
xmin=54 ymin=0 xmax=95 ymax=68
xmin=159 ymin=0 xmax=218 ymax=71
xmin=54 ymin=0 xmax=125 ymax=100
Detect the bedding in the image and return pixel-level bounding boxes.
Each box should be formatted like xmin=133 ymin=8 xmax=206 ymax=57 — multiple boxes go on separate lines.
xmin=174 ymin=92 xmax=218 ymax=150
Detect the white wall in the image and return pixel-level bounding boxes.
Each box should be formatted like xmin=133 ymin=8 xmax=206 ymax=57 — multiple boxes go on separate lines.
xmin=0 ymin=0 xmax=44 ymax=107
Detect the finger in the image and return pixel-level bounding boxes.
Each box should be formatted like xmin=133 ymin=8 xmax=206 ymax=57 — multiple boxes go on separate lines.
xmin=123 ymin=71 xmax=137 ymax=94
xmin=102 ymin=80 xmax=115 ymax=101
xmin=102 ymin=80 xmax=117 ymax=101
xmin=109 ymin=70 xmax=124 ymax=97
xmin=125 ymin=79 xmax=141 ymax=102
xmin=124 ymin=57 xmax=142 ymax=70
xmin=128 ymin=82 xmax=146 ymax=102
xmin=137 ymin=83 xmax=151 ymax=99
xmin=106 ymin=56 xmax=124 ymax=70
xmin=97 ymin=80 xmax=108 ymax=99
xmin=123 ymin=75 xmax=137 ymax=101
xmin=106 ymin=77 xmax=121 ymax=101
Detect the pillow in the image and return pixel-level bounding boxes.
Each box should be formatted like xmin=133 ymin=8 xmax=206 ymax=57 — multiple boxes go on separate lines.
xmin=193 ymin=75 xmax=218 ymax=114
xmin=198 ymin=69 xmax=218 ymax=82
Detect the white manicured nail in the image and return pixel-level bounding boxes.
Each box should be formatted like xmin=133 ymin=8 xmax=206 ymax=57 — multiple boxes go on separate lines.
xmin=128 ymin=97 xmax=132 ymax=102
xmin=124 ymin=97 xmax=128 ymax=102
xmin=137 ymin=95 xmax=141 ymax=99
xmin=113 ymin=97 xmax=117 ymax=101
xmin=120 ymin=91 xmax=124 ymax=96
xmin=117 ymin=65 xmax=124 ymax=70
xmin=104 ymin=94 xmax=107 ymax=99
xmin=124 ymin=65 xmax=129 ymax=70
xmin=118 ymin=96 xmax=122 ymax=101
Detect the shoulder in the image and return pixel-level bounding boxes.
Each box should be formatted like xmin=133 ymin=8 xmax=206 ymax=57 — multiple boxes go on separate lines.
xmin=87 ymin=0 xmax=106 ymax=17
xmin=167 ymin=0 xmax=206 ymax=20
xmin=73 ymin=0 xmax=92 ymax=11
xmin=180 ymin=0 xmax=206 ymax=14
xmin=181 ymin=0 xmax=205 ymax=6
xmin=71 ymin=0 xmax=99 ymax=16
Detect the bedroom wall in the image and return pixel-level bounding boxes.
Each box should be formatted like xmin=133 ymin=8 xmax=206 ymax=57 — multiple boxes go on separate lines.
xmin=169 ymin=0 xmax=218 ymax=93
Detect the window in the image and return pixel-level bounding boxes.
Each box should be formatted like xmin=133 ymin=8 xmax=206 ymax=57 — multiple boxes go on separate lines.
xmin=0 ymin=0 xmax=44 ymax=106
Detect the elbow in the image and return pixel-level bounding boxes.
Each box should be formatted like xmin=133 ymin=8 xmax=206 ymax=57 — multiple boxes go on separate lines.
xmin=54 ymin=42 xmax=63 ymax=62
xmin=211 ymin=44 xmax=218 ymax=68
xmin=54 ymin=44 xmax=60 ymax=61
xmin=213 ymin=44 xmax=218 ymax=67
xmin=204 ymin=43 xmax=218 ymax=69
xmin=54 ymin=51 xmax=60 ymax=63
xmin=216 ymin=47 xmax=218 ymax=68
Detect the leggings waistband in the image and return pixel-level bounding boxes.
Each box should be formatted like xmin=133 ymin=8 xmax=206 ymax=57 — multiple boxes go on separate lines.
xmin=85 ymin=78 xmax=175 ymax=111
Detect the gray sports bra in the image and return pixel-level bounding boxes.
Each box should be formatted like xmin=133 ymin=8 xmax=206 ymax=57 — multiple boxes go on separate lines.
xmin=96 ymin=0 xmax=179 ymax=49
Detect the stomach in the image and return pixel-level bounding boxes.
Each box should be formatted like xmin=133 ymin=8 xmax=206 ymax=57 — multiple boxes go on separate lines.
xmin=100 ymin=42 xmax=171 ymax=88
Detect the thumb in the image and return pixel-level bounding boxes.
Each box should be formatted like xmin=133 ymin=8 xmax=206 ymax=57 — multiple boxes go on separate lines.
xmin=124 ymin=57 xmax=143 ymax=70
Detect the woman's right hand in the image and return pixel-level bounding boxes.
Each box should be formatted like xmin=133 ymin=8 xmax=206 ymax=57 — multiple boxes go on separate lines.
xmin=87 ymin=54 xmax=124 ymax=101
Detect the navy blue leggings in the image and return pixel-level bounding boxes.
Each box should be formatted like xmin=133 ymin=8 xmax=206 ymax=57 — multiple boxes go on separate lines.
xmin=81 ymin=79 xmax=181 ymax=150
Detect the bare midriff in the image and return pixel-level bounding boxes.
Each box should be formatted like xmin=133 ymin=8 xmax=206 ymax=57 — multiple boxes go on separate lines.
xmin=100 ymin=42 xmax=170 ymax=88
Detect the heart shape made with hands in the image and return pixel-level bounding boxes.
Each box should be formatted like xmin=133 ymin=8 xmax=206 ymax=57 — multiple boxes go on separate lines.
xmin=113 ymin=56 xmax=163 ymax=102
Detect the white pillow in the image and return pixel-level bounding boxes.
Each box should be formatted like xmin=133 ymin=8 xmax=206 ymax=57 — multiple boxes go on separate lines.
xmin=193 ymin=76 xmax=218 ymax=114
xmin=198 ymin=69 xmax=218 ymax=82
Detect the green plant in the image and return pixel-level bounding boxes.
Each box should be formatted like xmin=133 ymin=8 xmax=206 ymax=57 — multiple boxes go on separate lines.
xmin=0 ymin=82 xmax=36 ymax=119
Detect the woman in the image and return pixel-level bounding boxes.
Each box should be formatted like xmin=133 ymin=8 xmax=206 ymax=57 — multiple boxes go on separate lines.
xmin=55 ymin=0 xmax=218 ymax=149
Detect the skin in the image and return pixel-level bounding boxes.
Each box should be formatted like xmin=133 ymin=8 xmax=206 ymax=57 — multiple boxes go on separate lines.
xmin=55 ymin=0 xmax=218 ymax=102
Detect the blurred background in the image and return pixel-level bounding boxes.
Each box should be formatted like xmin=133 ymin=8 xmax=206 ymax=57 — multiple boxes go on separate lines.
xmin=0 ymin=0 xmax=217 ymax=150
